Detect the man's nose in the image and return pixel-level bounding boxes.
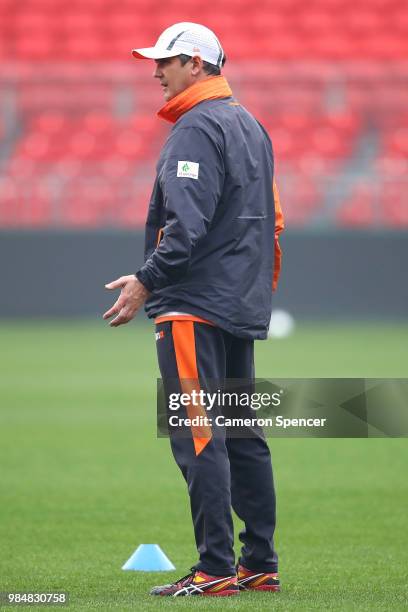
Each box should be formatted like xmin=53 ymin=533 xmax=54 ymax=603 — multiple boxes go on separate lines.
xmin=153 ymin=65 xmax=161 ymax=78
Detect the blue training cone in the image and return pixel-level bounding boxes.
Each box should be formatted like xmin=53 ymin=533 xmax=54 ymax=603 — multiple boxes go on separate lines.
xmin=122 ymin=544 xmax=175 ymax=571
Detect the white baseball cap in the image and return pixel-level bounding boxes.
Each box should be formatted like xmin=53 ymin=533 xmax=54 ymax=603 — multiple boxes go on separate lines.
xmin=132 ymin=22 xmax=225 ymax=68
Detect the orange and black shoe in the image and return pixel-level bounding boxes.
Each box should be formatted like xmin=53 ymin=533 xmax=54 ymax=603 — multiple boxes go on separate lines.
xmin=150 ymin=569 xmax=239 ymax=597
xmin=237 ymin=564 xmax=280 ymax=592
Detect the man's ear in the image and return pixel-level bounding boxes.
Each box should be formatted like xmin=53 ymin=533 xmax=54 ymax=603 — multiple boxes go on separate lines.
xmin=191 ymin=55 xmax=204 ymax=76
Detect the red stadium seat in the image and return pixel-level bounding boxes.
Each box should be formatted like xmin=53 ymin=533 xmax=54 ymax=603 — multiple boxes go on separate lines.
xmin=29 ymin=112 xmax=68 ymax=138
xmin=380 ymin=182 xmax=408 ymax=227
xmin=311 ymin=126 xmax=350 ymax=158
xmin=375 ymin=156 xmax=408 ymax=177
xmin=337 ymin=184 xmax=377 ymax=227
xmin=384 ymin=128 xmax=408 ymax=157
xmin=0 ymin=177 xmax=53 ymax=226
xmin=14 ymin=34 xmax=55 ymax=60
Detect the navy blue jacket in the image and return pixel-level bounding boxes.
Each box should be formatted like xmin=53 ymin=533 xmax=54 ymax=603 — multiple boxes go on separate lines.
xmin=136 ymin=96 xmax=276 ymax=340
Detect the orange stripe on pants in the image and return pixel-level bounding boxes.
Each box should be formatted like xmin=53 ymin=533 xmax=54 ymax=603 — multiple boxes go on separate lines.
xmin=172 ymin=321 xmax=212 ymax=456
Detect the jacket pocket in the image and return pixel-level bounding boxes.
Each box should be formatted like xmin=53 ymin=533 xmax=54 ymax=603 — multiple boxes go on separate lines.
xmin=236 ymin=215 xmax=267 ymax=220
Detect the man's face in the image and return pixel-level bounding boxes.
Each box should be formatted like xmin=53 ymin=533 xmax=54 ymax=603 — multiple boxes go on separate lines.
xmin=153 ymin=56 xmax=194 ymax=102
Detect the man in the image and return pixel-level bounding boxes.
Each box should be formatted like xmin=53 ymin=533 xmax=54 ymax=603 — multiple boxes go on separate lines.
xmin=104 ymin=22 xmax=284 ymax=597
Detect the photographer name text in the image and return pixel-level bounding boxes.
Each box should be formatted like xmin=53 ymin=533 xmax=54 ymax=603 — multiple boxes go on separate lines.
xmin=168 ymin=415 xmax=327 ymax=429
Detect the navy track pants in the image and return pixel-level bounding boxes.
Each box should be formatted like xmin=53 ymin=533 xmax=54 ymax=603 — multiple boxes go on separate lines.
xmin=155 ymin=319 xmax=278 ymax=577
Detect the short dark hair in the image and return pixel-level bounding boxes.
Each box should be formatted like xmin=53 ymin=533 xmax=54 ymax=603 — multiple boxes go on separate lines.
xmin=179 ymin=53 xmax=227 ymax=76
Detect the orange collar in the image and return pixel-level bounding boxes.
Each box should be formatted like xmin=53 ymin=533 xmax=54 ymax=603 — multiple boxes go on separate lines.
xmin=157 ymin=75 xmax=233 ymax=124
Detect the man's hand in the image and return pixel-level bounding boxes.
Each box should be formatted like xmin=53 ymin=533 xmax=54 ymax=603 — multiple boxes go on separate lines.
xmin=103 ymin=275 xmax=150 ymax=327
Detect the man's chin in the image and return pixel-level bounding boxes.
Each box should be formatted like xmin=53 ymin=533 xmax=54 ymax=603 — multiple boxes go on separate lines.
xmin=163 ymin=88 xmax=181 ymax=102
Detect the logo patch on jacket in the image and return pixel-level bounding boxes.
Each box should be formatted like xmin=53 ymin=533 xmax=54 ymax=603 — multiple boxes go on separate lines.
xmin=177 ymin=161 xmax=199 ymax=180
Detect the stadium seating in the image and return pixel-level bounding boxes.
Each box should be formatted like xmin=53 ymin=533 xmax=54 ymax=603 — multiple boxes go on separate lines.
xmin=1 ymin=0 xmax=408 ymax=61
xmin=0 ymin=0 xmax=407 ymax=228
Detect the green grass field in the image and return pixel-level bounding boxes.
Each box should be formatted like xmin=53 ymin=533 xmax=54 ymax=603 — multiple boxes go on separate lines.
xmin=1 ymin=321 xmax=407 ymax=610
